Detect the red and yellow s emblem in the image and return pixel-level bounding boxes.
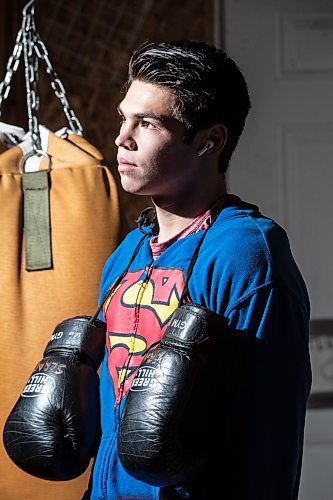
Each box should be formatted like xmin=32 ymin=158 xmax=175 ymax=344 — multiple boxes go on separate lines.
xmin=104 ymin=267 xmax=186 ymax=404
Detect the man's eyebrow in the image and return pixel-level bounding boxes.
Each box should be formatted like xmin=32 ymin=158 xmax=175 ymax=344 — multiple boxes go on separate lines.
xmin=117 ymin=105 xmax=165 ymax=123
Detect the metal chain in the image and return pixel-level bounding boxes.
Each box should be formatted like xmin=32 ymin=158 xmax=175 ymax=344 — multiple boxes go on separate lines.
xmin=0 ymin=1 xmax=83 ymax=152
xmin=23 ymin=8 xmax=41 ymax=152
xmin=34 ymin=34 xmax=83 ymax=135
xmin=0 ymin=28 xmax=24 ymax=116
xmin=31 ymin=12 xmax=40 ymax=111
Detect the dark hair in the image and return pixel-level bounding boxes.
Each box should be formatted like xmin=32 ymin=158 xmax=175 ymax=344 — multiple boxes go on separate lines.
xmin=125 ymin=40 xmax=251 ymax=173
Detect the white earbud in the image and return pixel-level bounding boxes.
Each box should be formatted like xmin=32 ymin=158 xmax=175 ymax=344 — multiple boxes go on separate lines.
xmin=198 ymin=140 xmax=214 ymax=157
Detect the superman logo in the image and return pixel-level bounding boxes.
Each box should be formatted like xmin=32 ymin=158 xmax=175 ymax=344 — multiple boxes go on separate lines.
xmin=104 ymin=267 xmax=186 ymax=404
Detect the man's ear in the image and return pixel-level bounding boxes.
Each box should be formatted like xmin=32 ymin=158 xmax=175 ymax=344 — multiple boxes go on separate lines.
xmin=207 ymin=124 xmax=228 ymax=154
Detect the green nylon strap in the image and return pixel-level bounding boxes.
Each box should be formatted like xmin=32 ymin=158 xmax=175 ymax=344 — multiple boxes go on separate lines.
xmin=22 ymin=170 xmax=52 ymax=271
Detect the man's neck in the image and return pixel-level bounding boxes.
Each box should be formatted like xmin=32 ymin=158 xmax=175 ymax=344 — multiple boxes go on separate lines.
xmin=153 ymin=182 xmax=227 ymax=244
xmin=154 ymin=210 xmax=196 ymax=243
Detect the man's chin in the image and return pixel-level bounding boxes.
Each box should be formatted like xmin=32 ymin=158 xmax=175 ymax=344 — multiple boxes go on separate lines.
xmin=120 ymin=180 xmax=148 ymax=196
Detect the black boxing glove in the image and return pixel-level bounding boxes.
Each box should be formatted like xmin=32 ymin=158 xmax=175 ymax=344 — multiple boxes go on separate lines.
xmin=3 ymin=316 xmax=106 ymax=481
xmin=117 ymin=303 xmax=227 ymax=487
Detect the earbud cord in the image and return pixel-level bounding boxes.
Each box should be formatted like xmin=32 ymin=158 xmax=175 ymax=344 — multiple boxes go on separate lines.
xmin=178 ymin=212 xmax=219 ymax=305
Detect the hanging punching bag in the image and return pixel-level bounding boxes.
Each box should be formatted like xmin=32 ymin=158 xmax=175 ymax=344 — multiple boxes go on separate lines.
xmin=0 ymin=2 xmax=122 ymax=499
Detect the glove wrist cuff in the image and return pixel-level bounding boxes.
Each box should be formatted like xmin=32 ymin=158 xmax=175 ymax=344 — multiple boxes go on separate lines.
xmin=44 ymin=316 xmax=106 ymax=368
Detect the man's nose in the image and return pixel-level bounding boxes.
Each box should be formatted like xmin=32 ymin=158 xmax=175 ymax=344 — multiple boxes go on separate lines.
xmin=115 ymin=127 xmax=136 ymax=150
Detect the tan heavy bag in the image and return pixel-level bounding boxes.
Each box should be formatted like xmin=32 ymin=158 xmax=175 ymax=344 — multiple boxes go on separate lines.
xmin=0 ymin=130 xmax=121 ymax=499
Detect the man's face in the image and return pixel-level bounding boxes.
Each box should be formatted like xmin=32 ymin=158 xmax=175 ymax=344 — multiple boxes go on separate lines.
xmin=115 ymin=80 xmax=201 ymax=199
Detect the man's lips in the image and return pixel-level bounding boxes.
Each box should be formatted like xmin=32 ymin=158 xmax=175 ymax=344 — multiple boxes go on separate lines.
xmin=117 ymin=157 xmax=137 ymax=172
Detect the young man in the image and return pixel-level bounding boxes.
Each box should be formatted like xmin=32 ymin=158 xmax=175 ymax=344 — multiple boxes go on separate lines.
xmin=87 ymin=41 xmax=311 ymax=499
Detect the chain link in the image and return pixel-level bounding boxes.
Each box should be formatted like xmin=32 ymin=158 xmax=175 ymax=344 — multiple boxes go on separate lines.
xmin=34 ymin=35 xmax=83 ymax=135
xmin=23 ymin=8 xmax=41 ymax=152
xmin=0 ymin=2 xmax=83 ymax=152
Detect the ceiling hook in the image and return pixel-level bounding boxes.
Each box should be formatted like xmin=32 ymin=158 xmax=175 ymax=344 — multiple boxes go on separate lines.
xmin=22 ymin=0 xmax=35 ymax=16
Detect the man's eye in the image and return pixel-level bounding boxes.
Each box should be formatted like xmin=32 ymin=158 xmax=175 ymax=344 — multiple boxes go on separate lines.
xmin=141 ymin=120 xmax=156 ymax=129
